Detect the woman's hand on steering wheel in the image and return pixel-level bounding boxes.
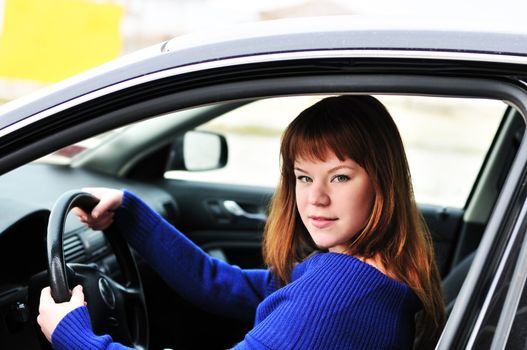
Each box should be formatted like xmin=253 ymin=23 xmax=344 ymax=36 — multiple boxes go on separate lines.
xmin=72 ymin=188 xmax=123 ymax=231
xmin=42 ymin=188 xmax=149 ymax=348
xmin=37 ymin=285 xmax=86 ymax=342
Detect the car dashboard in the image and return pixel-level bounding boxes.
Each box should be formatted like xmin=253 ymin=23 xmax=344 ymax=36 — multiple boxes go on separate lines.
xmin=0 ymin=163 xmax=178 ymax=349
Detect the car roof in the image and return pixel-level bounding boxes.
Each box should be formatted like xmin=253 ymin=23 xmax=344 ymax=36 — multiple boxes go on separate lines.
xmin=1 ymin=16 xmax=527 ymax=130
xmin=163 ymin=16 xmax=527 ymax=55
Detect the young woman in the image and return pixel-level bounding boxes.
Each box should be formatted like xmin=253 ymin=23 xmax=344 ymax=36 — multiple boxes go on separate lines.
xmin=38 ymin=95 xmax=445 ymax=349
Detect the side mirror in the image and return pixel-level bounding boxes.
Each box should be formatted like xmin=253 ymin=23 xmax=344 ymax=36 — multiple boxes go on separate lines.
xmin=167 ymin=130 xmax=228 ymax=171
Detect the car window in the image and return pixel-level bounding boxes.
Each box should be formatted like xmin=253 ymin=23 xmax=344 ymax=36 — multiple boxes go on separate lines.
xmin=165 ymin=95 xmax=505 ymax=208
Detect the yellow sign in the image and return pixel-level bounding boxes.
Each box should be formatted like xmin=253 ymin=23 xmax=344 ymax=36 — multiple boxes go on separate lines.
xmin=0 ymin=0 xmax=123 ymax=83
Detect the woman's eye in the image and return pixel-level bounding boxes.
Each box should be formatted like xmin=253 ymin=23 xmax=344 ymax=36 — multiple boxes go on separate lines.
xmin=332 ymin=175 xmax=350 ymax=183
xmin=296 ymin=175 xmax=312 ymax=183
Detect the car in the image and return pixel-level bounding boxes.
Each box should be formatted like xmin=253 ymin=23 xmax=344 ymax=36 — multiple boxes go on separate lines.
xmin=1 ymin=16 xmax=527 ymax=350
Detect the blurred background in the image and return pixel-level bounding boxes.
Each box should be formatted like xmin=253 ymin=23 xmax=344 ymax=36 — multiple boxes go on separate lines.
xmin=1 ymin=0 xmax=525 ymax=104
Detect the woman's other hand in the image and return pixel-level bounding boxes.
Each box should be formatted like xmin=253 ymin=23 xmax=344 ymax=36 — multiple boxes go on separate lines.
xmin=37 ymin=285 xmax=86 ymax=342
xmin=72 ymin=187 xmax=124 ymax=231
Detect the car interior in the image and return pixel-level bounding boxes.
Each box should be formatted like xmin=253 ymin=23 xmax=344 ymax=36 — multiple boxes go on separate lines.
xmin=0 ymin=87 xmax=525 ymax=349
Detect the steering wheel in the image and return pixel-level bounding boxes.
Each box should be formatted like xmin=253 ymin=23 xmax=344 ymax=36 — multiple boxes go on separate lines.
xmin=47 ymin=190 xmax=148 ymax=349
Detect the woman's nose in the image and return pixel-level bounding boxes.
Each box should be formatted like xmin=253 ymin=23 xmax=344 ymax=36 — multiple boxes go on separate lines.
xmin=309 ymin=183 xmax=330 ymax=206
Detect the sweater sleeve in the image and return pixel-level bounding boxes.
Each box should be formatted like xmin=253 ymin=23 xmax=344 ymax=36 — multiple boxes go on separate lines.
xmin=113 ymin=190 xmax=276 ymax=321
xmin=51 ymin=306 xmax=131 ymax=350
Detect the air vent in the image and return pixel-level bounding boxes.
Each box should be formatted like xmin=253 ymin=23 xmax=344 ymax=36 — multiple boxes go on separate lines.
xmin=64 ymin=234 xmax=86 ymax=262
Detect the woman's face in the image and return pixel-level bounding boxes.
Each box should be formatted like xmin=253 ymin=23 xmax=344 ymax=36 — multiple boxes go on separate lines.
xmin=294 ymin=153 xmax=374 ymax=253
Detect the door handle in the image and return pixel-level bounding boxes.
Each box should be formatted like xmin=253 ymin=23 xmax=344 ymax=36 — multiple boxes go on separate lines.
xmin=223 ymin=200 xmax=267 ymax=223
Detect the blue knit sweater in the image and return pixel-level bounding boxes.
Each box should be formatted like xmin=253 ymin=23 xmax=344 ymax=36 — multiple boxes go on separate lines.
xmin=51 ymin=190 xmax=421 ymax=349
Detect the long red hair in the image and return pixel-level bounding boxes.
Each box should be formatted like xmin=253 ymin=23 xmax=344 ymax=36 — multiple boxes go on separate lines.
xmin=263 ymin=95 xmax=445 ymax=348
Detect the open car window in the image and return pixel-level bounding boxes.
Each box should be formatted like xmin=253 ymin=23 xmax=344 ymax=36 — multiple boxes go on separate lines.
xmin=165 ymin=95 xmax=505 ymax=208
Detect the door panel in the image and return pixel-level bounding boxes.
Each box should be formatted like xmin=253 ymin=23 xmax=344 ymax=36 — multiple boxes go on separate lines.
xmin=162 ymin=180 xmax=272 ymax=267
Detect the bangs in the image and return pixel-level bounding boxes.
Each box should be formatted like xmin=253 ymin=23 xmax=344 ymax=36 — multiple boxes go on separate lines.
xmin=282 ymin=102 xmax=368 ymax=168
xmin=287 ymin=128 xmax=351 ymax=164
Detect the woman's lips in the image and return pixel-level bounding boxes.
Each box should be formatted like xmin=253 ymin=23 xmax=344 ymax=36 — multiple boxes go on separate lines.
xmin=309 ymin=216 xmax=338 ymax=229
